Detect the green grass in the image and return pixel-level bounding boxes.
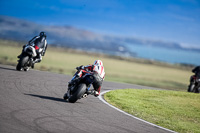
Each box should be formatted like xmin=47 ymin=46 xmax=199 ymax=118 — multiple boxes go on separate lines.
xmin=104 ymin=89 xmax=200 ymax=133
xmin=0 ymin=39 xmax=192 ymax=90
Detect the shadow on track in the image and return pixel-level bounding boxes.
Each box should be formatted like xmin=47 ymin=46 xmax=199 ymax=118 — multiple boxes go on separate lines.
xmin=24 ymin=93 xmax=67 ymax=103
xmin=0 ymin=66 xmax=16 ymax=71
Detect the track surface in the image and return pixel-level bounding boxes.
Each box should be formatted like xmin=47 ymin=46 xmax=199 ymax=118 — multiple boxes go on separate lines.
xmin=0 ymin=64 xmax=171 ymax=133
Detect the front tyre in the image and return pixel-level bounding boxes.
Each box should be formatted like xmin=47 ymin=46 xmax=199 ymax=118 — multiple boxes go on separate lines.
xmin=16 ymin=56 xmax=29 ymax=71
xmin=63 ymin=93 xmax=69 ymax=100
xmin=16 ymin=63 xmax=22 ymax=71
xmin=197 ymin=87 xmax=200 ymax=93
xmin=188 ymin=83 xmax=195 ymax=92
xmin=68 ymin=83 xmax=86 ymax=103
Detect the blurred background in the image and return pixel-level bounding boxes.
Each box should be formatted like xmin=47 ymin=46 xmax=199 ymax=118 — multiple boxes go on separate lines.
xmin=0 ymin=0 xmax=200 ymax=66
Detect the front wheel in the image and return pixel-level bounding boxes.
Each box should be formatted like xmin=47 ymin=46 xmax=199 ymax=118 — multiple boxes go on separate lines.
xmin=16 ymin=56 xmax=29 ymax=71
xmin=197 ymin=87 xmax=200 ymax=93
xmin=63 ymin=92 xmax=69 ymax=100
xmin=16 ymin=63 xmax=22 ymax=71
xmin=68 ymin=83 xmax=86 ymax=103
xmin=188 ymin=83 xmax=195 ymax=92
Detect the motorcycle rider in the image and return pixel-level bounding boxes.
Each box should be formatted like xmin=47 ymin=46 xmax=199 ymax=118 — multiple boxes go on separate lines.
xmin=190 ymin=66 xmax=200 ymax=92
xmin=17 ymin=31 xmax=48 ymax=68
xmin=192 ymin=66 xmax=200 ymax=78
xmin=68 ymin=60 xmax=105 ymax=97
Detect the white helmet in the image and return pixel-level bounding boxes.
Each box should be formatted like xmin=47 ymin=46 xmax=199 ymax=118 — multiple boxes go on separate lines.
xmin=93 ymin=60 xmax=105 ymax=79
xmin=94 ymin=60 xmax=103 ymax=66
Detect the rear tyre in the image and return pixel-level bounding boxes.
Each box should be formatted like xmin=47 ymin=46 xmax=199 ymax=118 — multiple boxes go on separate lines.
xmin=68 ymin=83 xmax=86 ymax=103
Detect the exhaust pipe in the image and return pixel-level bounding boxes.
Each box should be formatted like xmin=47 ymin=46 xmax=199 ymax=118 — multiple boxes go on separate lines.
xmin=82 ymin=94 xmax=88 ymax=98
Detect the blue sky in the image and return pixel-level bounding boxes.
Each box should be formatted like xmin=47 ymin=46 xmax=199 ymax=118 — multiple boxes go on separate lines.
xmin=0 ymin=0 xmax=200 ymax=48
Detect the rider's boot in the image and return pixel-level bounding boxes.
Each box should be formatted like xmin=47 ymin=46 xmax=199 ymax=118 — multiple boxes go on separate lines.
xmin=33 ymin=58 xmax=41 ymax=64
xmin=94 ymin=91 xmax=99 ymax=97
xmin=31 ymin=58 xmax=41 ymax=69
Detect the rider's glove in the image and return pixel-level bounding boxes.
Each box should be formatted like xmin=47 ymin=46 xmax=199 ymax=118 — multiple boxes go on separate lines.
xmin=76 ymin=65 xmax=83 ymax=70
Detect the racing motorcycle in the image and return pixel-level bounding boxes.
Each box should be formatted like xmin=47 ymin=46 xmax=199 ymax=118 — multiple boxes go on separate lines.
xmin=16 ymin=45 xmax=37 ymax=71
xmin=188 ymin=75 xmax=200 ymax=93
xmin=63 ymin=70 xmax=97 ymax=103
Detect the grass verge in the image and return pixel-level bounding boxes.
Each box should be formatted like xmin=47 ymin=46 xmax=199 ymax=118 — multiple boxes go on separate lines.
xmin=104 ymin=89 xmax=200 ymax=133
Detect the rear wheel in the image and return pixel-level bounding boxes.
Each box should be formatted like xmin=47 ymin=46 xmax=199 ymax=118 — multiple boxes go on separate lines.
xmin=68 ymin=83 xmax=86 ymax=103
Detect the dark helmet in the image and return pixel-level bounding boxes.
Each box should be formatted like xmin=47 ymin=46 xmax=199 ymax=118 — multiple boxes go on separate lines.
xmin=39 ymin=31 xmax=46 ymax=38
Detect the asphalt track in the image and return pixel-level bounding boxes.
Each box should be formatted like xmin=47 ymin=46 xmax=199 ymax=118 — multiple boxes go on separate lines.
xmin=0 ymin=64 xmax=174 ymax=133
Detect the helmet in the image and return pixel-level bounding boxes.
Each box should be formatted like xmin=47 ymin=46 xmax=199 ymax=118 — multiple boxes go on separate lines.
xmin=39 ymin=31 xmax=46 ymax=38
xmin=94 ymin=60 xmax=103 ymax=66
xmin=93 ymin=60 xmax=105 ymax=79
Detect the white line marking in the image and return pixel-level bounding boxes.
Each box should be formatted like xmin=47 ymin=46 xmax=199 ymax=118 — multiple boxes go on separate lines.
xmin=99 ymin=90 xmax=177 ymax=133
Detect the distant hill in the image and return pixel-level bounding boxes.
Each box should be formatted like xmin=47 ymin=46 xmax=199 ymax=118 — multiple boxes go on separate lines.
xmin=0 ymin=15 xmax=199 ymax=57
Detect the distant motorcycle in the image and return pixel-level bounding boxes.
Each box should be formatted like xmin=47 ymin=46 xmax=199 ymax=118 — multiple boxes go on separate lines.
xmin=188 ymin=75 xmax=200 ymax=93
xmin=16 ymin=45 xmax=36 ymax=71
xmin=63 ymin=70 xmax=97 ymax=103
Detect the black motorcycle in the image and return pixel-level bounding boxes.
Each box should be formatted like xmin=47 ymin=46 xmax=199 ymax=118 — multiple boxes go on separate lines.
xmin=188 ymin=75 xmax=200 ymax=93
xmin=16 ymin=45 xmax=36 ymax=71
xmin=63 ymin=71 xmax=97 ymax=103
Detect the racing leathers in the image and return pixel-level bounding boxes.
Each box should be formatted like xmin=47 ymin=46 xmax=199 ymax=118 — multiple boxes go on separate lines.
xmin=28 ymin=35 xmax=48 ymax=64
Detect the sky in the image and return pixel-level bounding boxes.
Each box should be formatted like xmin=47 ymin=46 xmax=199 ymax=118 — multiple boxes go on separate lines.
xmin=0 ymin=0 xmax=200 ymax=48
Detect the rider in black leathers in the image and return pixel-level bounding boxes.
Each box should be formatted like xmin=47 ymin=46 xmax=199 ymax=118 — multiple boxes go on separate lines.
xmin=18 ymin=31 xmax=48 ymax=68
xmin=192 ymin=66 xmax=200 ymax=78
xmin=191 ymin=66 xmax=200 ymax=92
